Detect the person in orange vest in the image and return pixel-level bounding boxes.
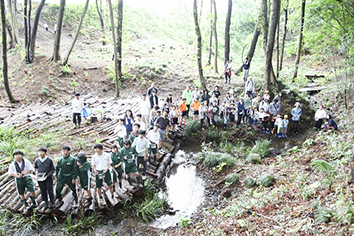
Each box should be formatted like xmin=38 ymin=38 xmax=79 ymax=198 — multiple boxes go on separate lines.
xmin=179 ymin=98 xmax=188 ymax=125
xmin=191 ymin=98 xmax=201 ymax=121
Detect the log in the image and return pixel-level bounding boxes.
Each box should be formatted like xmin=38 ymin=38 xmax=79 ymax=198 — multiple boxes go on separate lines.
xmin=84 ymin=188 xmax=96 ymax=216
xmin=156 ymin=154 xmax=174 ymax=182
xmin=71 ymin=190 xmax=84 ymax=218
xmin=0 ymin=175 xmax=11 ymax=188
xmin=52 ymin=192 xmax=74 ymax=217
xmin=104 ymin=189 xmax=123 ymax=210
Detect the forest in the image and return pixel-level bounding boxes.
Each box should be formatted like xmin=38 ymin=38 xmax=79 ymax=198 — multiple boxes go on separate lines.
xmin=0 ymin=0 xmax=354 ymax=235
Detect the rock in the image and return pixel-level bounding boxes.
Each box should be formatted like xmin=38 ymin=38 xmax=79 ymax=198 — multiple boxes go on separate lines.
xmin=222 ymin=188 xmax=232 ymax=198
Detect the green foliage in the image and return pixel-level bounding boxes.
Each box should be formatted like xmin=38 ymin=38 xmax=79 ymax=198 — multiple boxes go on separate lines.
xmin=225 ymin=172 xmax=240 ymax=185
xmin=182 ymin=120 xmax=201 ymax=137
xmin=70 ymin=79 xmax=79 ymax=87
xmin=315 ymin=206 xmax=334 ymax=223
xmin=64 ymin=210 xmax=98 ymax=234
xmin=40 ymin=86 xmax=49 ymax=96
xmin=244 ymin=177 xmax=256 ymax=188
xmin=260 ymin=175 xmax=275 ymax=187
xmin=207 ymin=130 xmax=220 ymax=142
xmin=61 ymin=65 xmax=72 ymax=75
xmin=311 ymin=159 xmax=336 ymax=190
xmin=195 ymin=151 xmax=235 ymax=168
xmin=250 ymin=139 xmax=271 ymax=157
xmin=134 ymin=192 xmax=167 ymax=222
xmin=245 ymin=153 xmax=262 ymax=164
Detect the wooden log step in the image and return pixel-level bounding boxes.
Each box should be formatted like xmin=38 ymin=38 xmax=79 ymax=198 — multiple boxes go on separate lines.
xmin=52 ymin=192 xmax=74 ymax=217
xmin=84 ymin=189 xmax=96 ymax=216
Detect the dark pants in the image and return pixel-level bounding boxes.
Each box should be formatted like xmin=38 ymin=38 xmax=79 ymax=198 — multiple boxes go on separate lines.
xmin=237 ymin=113 xmax=243 ymax=125
xmin=246 ymin=91 xmax=255 ymax=98
xmin=38 ymin=176 xmax=55 ymax=204
xmin=186 ymin=104 xmax=191 ymax=118
xmin=225 ymin=73 xmax=230 ymax=83
xmin=292 ymin=120 xmax=299 ymax=133
xmin=73 ymin=113 xmax=81 ymax=126
xmin=137 ymin=156 xmax=147 ymax=175
xmin=56 ymin=176 xmax=77 ymax=199
xmin=315 ymin=119 xmax=323 ymax=129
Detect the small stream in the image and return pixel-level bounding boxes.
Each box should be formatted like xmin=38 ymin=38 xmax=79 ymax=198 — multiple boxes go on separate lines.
xmin=150 ymin=150 xmax=205 ymax=229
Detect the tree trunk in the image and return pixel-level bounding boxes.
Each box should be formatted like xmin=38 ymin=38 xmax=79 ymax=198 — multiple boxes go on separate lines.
xmin=6 ymin=0 xmax=20 ymax=47
xmin=1 ymin=0 xmax=16 ymax=102
xmin=207 ymin=0 xmax=213 ymax=66
xmin=234 ymin=15 xmax=261 ymax=76
xmin=6 ymin=22 xmax=14 ymax=49
xmin=116 ymin=0 xmax=123 ymax=98
xmin=292 ymin=0 xmax=306 ymax=82
xmin=62 ymin=0 xmax=89 ymax=65
xmin=263 ymin=0 xmax=280 ymax=91
xmin=193 ymin=0 xmax=207 ymax=90
xmin=107 ymin=0 xmax=119 ymax=97
xmin=276 ymin=16 xmax=280 ymax=78
xmin=29 ymin=0 xmax=45 ymax=63
xmin=24 ymin=0 xmax=32 ymax=64
xmin=95 ymin=0 xmax=105 ymax=45
xmin=51 ymin=0 xmax=66 ymax=62
xmin=261 ymin=0 xmax=268 ymax=52
xmin=224 ymin=0 xmax=232 ymax=64
xmin=212 ymin=0 xmax=218 ymax=74
xmin=279 ymin=0 xmax=288 ymax=72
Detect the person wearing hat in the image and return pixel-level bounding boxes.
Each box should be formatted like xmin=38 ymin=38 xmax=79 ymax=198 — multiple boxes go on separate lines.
xmin=110 ymin=145 xmax=126 ymax=196
xmin=76 ymin=152 xmax=93 ymax=207
xmin=92 ymin=143 xmax=114 ymax=206
xmin=55 ymin=146 xmax=78 ymax=208
xmin=262 ymin=90 xmax=271 ymax=101
xmin=146 ymin=124 xmax=160 ymax=165
xmin=120 ymin=140 xmax=143 ymax=187
xmin=132 ymin=130 xmax=150 ymax=179
xmin=114 ymin=118 xmax=127 ymax=148
xmin=8 ymin=150 xmax=38 ymax=209
xmin=282 ymin=114 xmax=289 ymax=137
xmin=72 ymin=93 xmax=84 ymax=129
xmin=291 ymin=102 xmax=302 ymax=134
xmin=34 ymin=147 xmax=55 ymax=209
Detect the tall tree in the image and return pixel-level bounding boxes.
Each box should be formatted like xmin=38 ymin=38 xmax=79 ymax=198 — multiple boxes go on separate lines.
xmin=292 ymin=0 xmax=306 ymax=81
xmin=6 ymin=0 xmax=20 ymax=47
xmin=261 ymin=0 xmax=268 ymax=52
xmin=224 ymin=0 xmax=232 ymax=64
xmin=279 ymin=0 xmax=289 ymax=72
xmin=263 ymin=0 xmax=280 ymax=91
xmin=62 ymin=0 xmax=90 ymax=65
xmin=29 ymin=0 xmax=46 ymax=63
xmin=23 ymin=0 xmax=32 ymax=64
xmin=107 ymin=0 xmax=119 ymax=97
xmin=95 ymin=0 xmax=105 ymax=45
xmin=1 ymin=0 xmax=16 ymax=102
xmin=116 ymin=0 xmax=123 ymax=97
xmin=193 ymin=0 xmax=207 ymax=89
xmin=207 ymin=0 xmax=213 ymax=66
xmin=212 ymin=0 xmax=218 ymax=74
xmin=51 ymin=0 xmax=66 ymax=62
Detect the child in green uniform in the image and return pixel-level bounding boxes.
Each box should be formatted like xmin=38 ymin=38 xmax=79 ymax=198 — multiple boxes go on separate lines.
xmin=8 ymin=150 xmax=38 ymax=209
xmin=129 ymin=123 xmax=140 ymax=143
xmin=110 ymin=145 xmax=126 ymax=196
xmin=120 ymin=140 xmax=143 ymax=188
xmin=76 ymin=152 xmax=92 ymax=207
xmin=55 ymin=146 xmax=78 ymax=208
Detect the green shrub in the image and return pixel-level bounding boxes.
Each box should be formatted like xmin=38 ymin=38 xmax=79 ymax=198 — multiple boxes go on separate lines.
xmin=245 ymin=153 xmax=262 ymax=164
xmin=40 ymin=86 xmax=49 ymax=96
xmin=207 ymin=130 xmax=220 ymax=142
xmin=196 ymin=151 xmax=235 ymax=168
xmin=250 ymin=139 xmax=271 ymax=157
xmin=182 ymin=120 xmax=201 ymax=137
xmin=315 ymin=207 xmax=334 ymax=223
xmin=225 ymin=172 xmax=240 ymax=185
xmin=134 ymin=192 xmax=167 ymax=222
xmin=244 ymin=177 xmax=256 ymax=188
xmin=260 ymin=175 xmax=275 ymax=187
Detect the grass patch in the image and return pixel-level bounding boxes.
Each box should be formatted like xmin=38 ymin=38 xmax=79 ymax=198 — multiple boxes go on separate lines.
xmin=196 ymin=151 xmax=235 ymax=168
xmin=260 ymin=175 xmax=275 ymax=187
xmin=182 ymin=120 xmax=201 ymax=137
xmin=225 ymin=172 xmax=240 ymax=185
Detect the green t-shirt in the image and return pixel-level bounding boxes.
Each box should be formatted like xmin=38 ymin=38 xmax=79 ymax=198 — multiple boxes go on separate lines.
xmin=120 ymin=146 xmax=137 ymax=164
xmin=56 ymin=155 xmax=78 ymax=179
xmin=110 ymin=151 xmax=123 ymax=170
xmin=129 ymin=131 xmax=139 ymax=144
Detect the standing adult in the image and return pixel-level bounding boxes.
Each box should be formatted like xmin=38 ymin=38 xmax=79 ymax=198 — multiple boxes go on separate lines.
xmin=149 ymin=91 xmax=159 ymax=109
xmin=212 ymin=86 xmax=221 ymax=105
xmin=147 ymin=82 xmax=158 ymax=97
xmin=155 ymin=110 xmax=170 ymax=150
xmin=72 ymin=93 xmax=84 ymax=129
xmin=291 ymin=102 xmax=302 ymax=134
xmin=34 ymin=147 xmax=55 ymax=210
xmin=245 ymin=76 xmax=255 ymax=98
xmin=224 ymin=60 xmax=232 ymax=84
xmin=200 ymin=89 xmax=211 ymax=106
xmin=314 ymin=105 xmax=327 ymax=130
xmin=124 ymin=110 xmax=135 ymax=136
xmin=182 ymin=85 xmax=192 ymax=118
xmin=237 ymin=97 xmax=245 ymax=125
xmin=139 ymin=94 xmax=150 ymax=129
xmin=243 ymin=57 xmax=250 ymax=81
xmin=192 ymin=86 xmax=202 ymax=102
xmin=163 ymin=94 xmax=173 ymax=112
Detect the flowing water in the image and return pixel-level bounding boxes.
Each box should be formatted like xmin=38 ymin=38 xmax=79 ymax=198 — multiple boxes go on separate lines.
xmin=150 ymin=150 xmax=205 ymax=229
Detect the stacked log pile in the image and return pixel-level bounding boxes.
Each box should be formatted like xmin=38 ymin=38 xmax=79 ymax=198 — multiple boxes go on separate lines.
xmin=0 ymin=95 xmax=179 ymax=217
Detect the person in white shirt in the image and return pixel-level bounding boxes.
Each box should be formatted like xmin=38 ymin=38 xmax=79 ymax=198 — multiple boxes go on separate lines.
xmin=192 ymin=86 xmax=202 ymax=102
xmin=72 ymin=93 xmax=84 ymax=129
xmin=245 ymin=77 xmax=255 ymax=98
xmin=8 ymin=150 xmax=38 ymax=209
xmin=92 ymin=143 xmax=114 ymax=206
xmin=135 ymin=114 xmax=146 ymax=131
xmin=132 ymin=130 xmax=150 ymax=179
xmin=314 ymin=105 xmax=327 ymax=130
xmin=139 ymin=94 xmax=150 ymax=129
xmin=114 ymin=118 xmax=127 ymax=148
xmin=146 ymin=124 xmax=160 ymax=165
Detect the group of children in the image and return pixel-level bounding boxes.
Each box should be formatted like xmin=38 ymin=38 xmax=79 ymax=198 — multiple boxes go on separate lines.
xmin=8 ymin=131 xmax=157 ymax=211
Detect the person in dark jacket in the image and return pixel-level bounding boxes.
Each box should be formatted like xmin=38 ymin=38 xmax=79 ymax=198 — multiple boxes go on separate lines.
xmin=243 ymin=57 xmax=250 ymax=81
xmin=34 ymin=147 xmax=55 ymax=209
xmin=76 ymin=152 xmax=92 ymax=207
xmin=237 ymin=97 xmax=245 ymax=125
xmin=149 ymin=91 xmax=159 ymax=109
xmin=200 ymin=89 xmax=211 ymax=106
xmin=326 ymin=115 xmax=338 ymax=130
